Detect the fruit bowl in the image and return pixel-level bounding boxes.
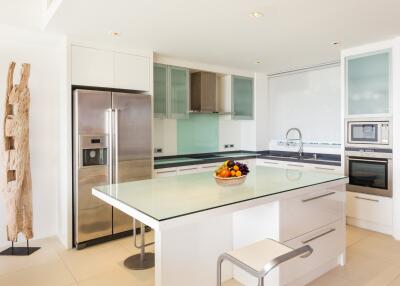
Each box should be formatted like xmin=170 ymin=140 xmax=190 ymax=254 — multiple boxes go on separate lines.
xmin=213 ymin=174 xmax=247 ymax=186
xmin=214 ymin=160 xmax=250 ymax=187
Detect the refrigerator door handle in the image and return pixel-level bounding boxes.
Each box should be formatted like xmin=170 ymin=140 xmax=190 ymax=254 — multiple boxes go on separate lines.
xmin=114 ymin=109 xmax=119 ymax=184
xmin=107 ymin=109 xmax=114 ymax=185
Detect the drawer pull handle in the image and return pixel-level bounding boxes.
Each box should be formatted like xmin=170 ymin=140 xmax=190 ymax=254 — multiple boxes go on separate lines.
xmin=355 ymin=196 xmax=379 ymax=203
xmin=202 ymin=165 xmax=217 ymax=169
xmin=263 ymin=161 xmax=279 ymax=165
xmin=157 ymin=170 xmax=176 ymax=174
xmin=180 ymin=167 xmax=197 ymax=171
xmin=315 ymin=167 xmax=335 ymax=171
xmin=302 ymin=192 xmax=336 ymax=203
xmin=287 ymin=164 xmax=304 ymax=167
xmin=302 ymin=228 xmax=336 ymax=244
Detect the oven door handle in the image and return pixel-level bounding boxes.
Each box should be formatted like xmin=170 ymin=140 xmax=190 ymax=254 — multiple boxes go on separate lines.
xmin=348 ymin=157 xmax=388 ymax=163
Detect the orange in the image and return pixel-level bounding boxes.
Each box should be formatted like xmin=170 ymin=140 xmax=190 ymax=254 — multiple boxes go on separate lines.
xmin=233 ymin=165 xmax=239 ymax=171
xmin=220 ymin=168 xmax=231 ymax=178
xmin=236 ymin=170 xmax=242 ymax=177
xmin=231 ymin=170 xmax=236 ymax=177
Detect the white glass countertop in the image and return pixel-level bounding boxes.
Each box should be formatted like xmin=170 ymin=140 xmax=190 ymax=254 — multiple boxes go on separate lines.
xmin=93 ymin=166 xmax=347 ymax=221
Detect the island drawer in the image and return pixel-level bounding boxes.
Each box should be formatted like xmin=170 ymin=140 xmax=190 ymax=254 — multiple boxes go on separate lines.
xmin=280 ymin=219 xmax=345 ymax=285
xmin=280 ymin=187 xmax=345 ymax=241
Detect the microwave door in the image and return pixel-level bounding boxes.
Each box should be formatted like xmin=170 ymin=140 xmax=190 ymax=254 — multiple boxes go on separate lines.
xmin=350 ymin=123 xmax=378 ymax=143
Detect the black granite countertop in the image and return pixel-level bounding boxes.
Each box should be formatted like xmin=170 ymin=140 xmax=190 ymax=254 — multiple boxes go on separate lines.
xmin=154 ymin=150 xmax=341 ymax=169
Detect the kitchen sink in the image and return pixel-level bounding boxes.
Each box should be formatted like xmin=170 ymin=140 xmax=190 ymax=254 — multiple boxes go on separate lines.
xmin=302 ymin=157 xmax=339 ymax=163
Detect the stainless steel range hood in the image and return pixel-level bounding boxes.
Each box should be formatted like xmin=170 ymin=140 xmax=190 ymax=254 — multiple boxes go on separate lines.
xmin=190 ymin=71 xmax=218 ymax=113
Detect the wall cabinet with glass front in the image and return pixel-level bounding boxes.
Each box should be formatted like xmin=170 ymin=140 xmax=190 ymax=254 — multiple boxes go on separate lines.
xmin=346 ymin=50 xmax=391 ymax=116
xmin=153 ymin=64 xmax=189 ymax=119
xmin=231 ymin=75 xmax=254 ymax=120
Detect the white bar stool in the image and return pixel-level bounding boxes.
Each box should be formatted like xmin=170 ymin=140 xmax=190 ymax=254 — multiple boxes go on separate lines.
xmin=217 ymin=238 xmax=313 ymax=286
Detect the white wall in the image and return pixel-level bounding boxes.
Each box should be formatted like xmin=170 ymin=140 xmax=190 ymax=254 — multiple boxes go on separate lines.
xmin=0 ymin=25 xmax=64 ymax=247
xmin=153 ymin=119 xmax=177 ymax=156
xmin=267 ymin=65 xmax=341 ymax=144
xmin=153 ymin=116 xmax=243 ymax=156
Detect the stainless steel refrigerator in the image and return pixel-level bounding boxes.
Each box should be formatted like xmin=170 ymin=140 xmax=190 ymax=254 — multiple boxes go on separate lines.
xmin=73 ymin=89 xmax=152 ymax=249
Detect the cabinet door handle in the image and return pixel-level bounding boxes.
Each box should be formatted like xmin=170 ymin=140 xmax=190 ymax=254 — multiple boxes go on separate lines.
xmin=263 ymin=161 xmax=279 ymax=165
xmin=202 ymin=165 xmax=217 ymax=169
xmin=355 ymin=196 xmax=379 ymax=203
xmin=302 ymin=228 xmax=336 ymax=244
xmin=315 ymin=166 xmax=335 ymax=171
xmin=287 ymin=164 xmax=304 ymax=168
xmin=179 ymin=167 xmax=198 ymax=171
xmin=302 ymin=192 xmax=336 ymax=203
xmin=157 ymin=170 xmax=177 ymax=174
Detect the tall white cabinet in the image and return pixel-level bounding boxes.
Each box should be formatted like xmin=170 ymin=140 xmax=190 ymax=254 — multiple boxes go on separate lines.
xmin=71 ymin=45 xmax=151 ymax=91
xmin=342 ymin=40 xmax=396 ymax=236
xmin=346 ymin=50 xmax=391 ymax=116
xmin=71 ymin=46 xmax=114 ymax=88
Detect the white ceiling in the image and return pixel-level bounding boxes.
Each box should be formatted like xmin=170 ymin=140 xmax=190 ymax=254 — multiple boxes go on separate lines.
xmin=7 ymin=0 xmax=400 ymax=73
xmin=0 ymin=0 xmax=42 ymax=29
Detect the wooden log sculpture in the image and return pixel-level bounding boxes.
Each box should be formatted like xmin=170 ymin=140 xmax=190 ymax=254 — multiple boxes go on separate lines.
xmin=1 ymin=62 xmax=33 ymax=242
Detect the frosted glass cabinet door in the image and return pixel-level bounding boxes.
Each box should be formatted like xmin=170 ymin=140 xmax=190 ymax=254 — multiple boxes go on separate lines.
xmin=154 ymin=64 xmax=168 ymax=118
xmin=232 ymin=75 xmax=254 ymax=120
xmin=170 ymin=66 xmax=189 ymax=119
xmin=347 ymin=51 xmax=390 ymax=115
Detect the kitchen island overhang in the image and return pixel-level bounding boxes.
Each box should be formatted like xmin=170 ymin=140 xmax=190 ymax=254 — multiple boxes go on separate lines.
xmin=93 ymin=166 xmax=348 ymax=286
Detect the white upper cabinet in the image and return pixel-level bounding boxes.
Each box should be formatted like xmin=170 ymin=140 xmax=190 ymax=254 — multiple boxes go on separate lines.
xmin=72 ymin=46 xmax=114 ymax=88
xmin=71 ymin=45 xmax=151 ymax=91
xmin=345 ymin=50 xmax=391 ymax=116
xmin=114 ymin=53 xmax=150 ymax=91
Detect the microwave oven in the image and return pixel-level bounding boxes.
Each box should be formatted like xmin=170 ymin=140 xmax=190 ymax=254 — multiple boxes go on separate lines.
xmin=346 ymin=120 xmax=390 ymax=148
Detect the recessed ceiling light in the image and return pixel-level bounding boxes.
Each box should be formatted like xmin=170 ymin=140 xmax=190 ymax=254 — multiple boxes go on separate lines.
xmin=255 ymin=60 xmax=263 ymax=64
xmin=332 ymin=41 xmax=340 ymax=45
xmin=109 ymin=31 xmax=121 ymax=37
xmin=249 ymin=11 xmax=264 ymax=18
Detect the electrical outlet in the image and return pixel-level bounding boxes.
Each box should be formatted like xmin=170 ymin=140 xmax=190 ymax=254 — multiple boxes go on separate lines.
xmin=229 ymin=144 xmax=234 ymax=148
xmin=154 ymin=148 xmax=163 ymax=153
xmin=224 ymin=144 xmax=229 ymax=149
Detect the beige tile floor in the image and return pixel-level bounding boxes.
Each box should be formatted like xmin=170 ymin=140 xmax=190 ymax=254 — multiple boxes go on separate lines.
xmin=1 ymin=226 xmax=400 ymax=286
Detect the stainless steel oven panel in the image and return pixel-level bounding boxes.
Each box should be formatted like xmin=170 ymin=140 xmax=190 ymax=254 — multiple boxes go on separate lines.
xmin=345 ymin=119 xmax=391 ymax=148
xmin=345 ymin=150 xmax=392 ymax=159
xmin=345 ymin=155 xmax=392 ymax=197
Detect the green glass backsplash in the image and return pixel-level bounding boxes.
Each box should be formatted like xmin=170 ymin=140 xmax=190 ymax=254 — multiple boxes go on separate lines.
xmin=177 ymin=114 xmax=219 ymax=154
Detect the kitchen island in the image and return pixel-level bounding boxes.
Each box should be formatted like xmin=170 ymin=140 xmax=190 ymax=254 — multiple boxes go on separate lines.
xmin=93 ymin=166 xmax=348 ymax=286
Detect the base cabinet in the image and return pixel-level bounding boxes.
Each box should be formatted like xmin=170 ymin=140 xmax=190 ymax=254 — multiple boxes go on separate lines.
xmin=280 ymin=187 xmax=345 ymax=241
xmin=346 ymin=191 xmax=393 ymax=234
xmin=256 ymin=159 xmax=341 ymax=174
xmin=280 ymin=220 xmax=345 ymax=286
xmin=154 ymin=159 xmax=256 ymax=178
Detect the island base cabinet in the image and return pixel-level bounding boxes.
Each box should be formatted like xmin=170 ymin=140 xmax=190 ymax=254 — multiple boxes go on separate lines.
xmin=154 ymin=213 xmax=234 ymax=286
xmin=280 ymin=185 xmax=345 ymax=241
xmin=280 ymin=219 xmax=345 ymax=286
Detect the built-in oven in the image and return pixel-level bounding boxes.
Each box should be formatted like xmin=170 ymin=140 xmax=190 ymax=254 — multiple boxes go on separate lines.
xmin=345 ymin=149 xmax=392 ymax=197
xmin=346 ymin=119 xmax=390 ymax=148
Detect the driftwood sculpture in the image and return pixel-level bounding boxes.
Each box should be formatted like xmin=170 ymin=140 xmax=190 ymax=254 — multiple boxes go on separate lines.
xmin=1 ymin=62 xmax=33 ymax=242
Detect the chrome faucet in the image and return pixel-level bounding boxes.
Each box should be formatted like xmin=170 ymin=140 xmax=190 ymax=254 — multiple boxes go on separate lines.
xmin=286 ymin=128 xmax=303 ymax=158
